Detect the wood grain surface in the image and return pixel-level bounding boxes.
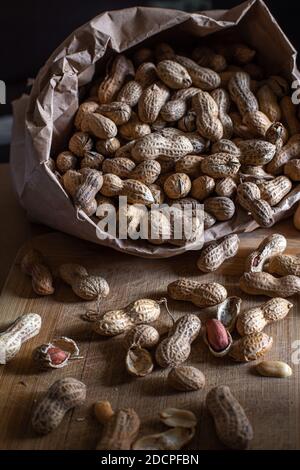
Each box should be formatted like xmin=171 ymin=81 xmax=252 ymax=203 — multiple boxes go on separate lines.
xmin=0 ymin=231 xmax=299 ymax=450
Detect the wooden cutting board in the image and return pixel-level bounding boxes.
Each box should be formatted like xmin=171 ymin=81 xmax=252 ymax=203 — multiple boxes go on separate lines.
xmin=0 ymin=232 xmax=299 ymax=450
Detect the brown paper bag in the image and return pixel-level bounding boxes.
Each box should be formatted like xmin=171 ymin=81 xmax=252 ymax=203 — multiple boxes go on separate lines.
xmin=10 ymin=0 xmax=300 ymax=258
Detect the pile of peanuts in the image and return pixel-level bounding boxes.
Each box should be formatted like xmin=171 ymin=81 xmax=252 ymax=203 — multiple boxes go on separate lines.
xmin=48 ymin=41 xmax=300 ymax=245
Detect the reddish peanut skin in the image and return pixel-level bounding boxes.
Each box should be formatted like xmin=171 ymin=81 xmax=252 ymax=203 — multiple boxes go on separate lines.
xmin=206 ymin=319 xmax=229 ymax=352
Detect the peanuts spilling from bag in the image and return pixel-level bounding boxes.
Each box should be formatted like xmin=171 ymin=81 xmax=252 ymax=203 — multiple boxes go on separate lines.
xmin=48 ymin=41 xmax=300 ymax=245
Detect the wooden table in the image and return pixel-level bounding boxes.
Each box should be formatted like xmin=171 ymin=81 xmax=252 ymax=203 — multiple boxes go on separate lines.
xmin=0 ymin=163 xmax=300 ymax=450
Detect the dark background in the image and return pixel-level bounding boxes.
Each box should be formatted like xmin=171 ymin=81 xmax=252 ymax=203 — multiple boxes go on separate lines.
xmin=1 ymin=0 xmax=300 ymax=162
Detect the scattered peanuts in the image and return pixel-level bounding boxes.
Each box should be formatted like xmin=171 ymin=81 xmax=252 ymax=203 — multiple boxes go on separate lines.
xmin=6 ymin=33 xmax=300 ymax=452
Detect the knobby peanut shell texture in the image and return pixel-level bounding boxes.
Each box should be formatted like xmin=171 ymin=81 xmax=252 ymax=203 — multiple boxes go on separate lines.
xmin=229 ymin=332 xmax=273 ymax=362
xmin=206 ymin=385 xmax=253 ymax=449
xmin=155 ymin=314 xmax=201 ymax=368
xmin=32 ymin=378 xmax=86 ymax=435
xmin=236 ymin=298 xmax=293 ymax=336
xmin=167 ymin=366 xmax=206 ymax=392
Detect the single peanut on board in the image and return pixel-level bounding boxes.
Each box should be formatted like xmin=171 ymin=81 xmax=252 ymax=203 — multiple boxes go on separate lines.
xmin=206 ymin=385 xmax=253 ymax=449
xmin=155 ymin=314 xmax=201 ymax=367
xmin=32 ymin=378 xmax=86 ymax=435
xmin=236 ymin=298 xmax=293 ymax=336
xmin=167 ymin=279 xmax=227 ymax=308
xmin=21 ymin=248 xmax=54 ymax=296
xmin=197 ymin=234 xmax=240 ymax=272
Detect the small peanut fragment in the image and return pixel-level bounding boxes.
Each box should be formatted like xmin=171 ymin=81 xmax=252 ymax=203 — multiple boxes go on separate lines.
xmin=160 ymin=408 xmax=197 ymax=428
xmin=255 ymin=361 xmax=292 ymax=378
xmin=126 ymin=346 xmax=154 ymax=377
xmin=94 ymin=400 xmax=114 ymax=424
xmin=133 ymin=427 xmax=194 ymax=451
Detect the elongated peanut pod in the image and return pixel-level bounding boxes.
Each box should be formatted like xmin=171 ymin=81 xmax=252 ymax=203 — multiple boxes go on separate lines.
xmin=0 ymin=313 xmax=42 ymax=364
xmin=155 ymin=314 xmax=201 ymax=367
xmin=32 ymin=378 xmax=86 ymax=434
xmin=206 ymin=385 xmax=253 ymax=449
xmin=240 ymin=272 xmax=300 ymax=297
xmin=236 ymin=298 xmax=293 ymax=335
xmin=245 ymin=233 xmax=287 ymax=272
xmin=197 ymin=234 xmax=240 ymax=272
